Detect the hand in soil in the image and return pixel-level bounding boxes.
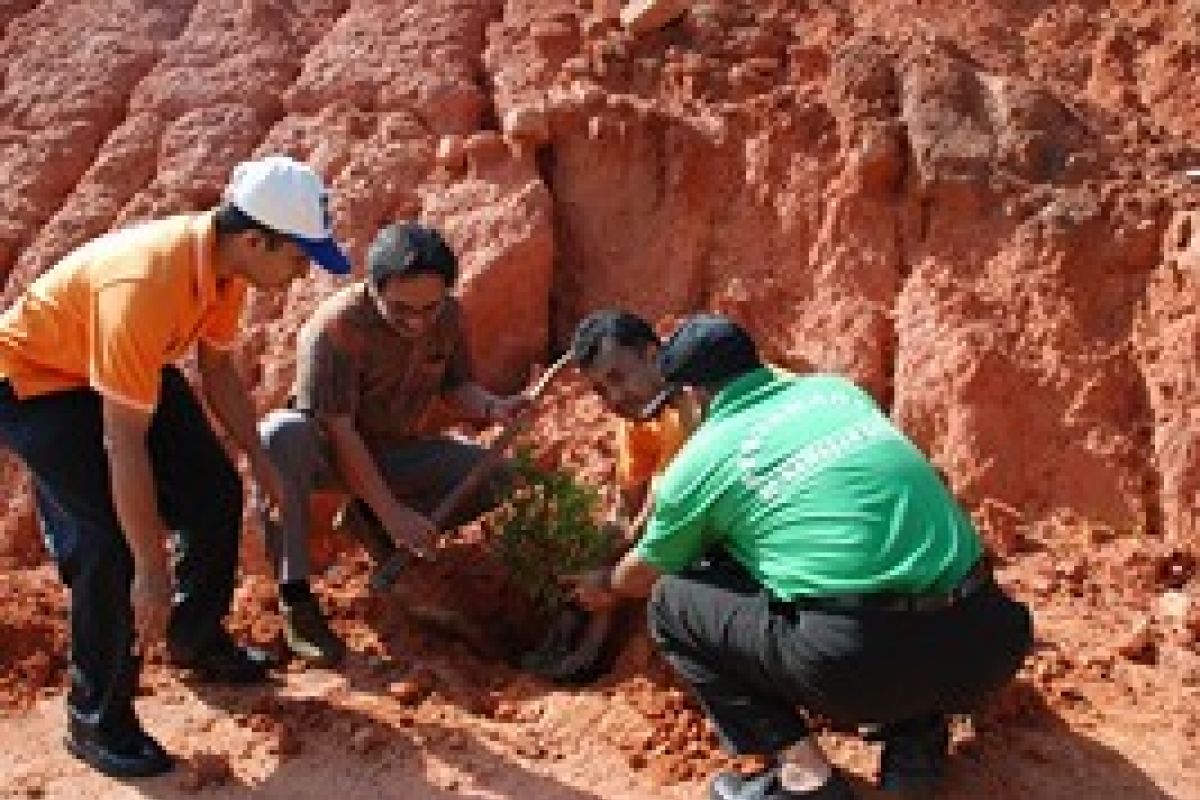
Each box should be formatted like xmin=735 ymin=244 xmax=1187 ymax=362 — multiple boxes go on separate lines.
xmin=380 ymin=504 xmax=437 ymax=560
xmin=522 ymin=605 xmax=588 ymax=672
xmin=562 ymin=568 xmax=619 ymax=612
xmin=489 ymin=392 xmax=534 ymax=426
xmin=250 ymin=451 xmax=288 ymax=525
xmin=536 ymin=608 xmax=615 ymax=683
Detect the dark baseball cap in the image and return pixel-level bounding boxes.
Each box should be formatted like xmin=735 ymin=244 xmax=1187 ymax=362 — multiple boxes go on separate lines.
xmin=367 ymin=221 xmax=457 ymax=287
xmin=640 ymin=314 xmax=761 ymax=419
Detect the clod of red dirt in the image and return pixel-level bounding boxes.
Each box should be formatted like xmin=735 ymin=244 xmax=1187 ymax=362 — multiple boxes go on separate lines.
xmin=601 ymin=672 xmax=733 ymax=785
xmin=621 ymin=0 xmax=690 ymax=35
xmin=179 ymin=751 xmax=233 ymax=792
xmin=1153 ymin=548 xmax=1198 ymax=591
xmin=1156 ymin=589 xmax=1200 ymax=649
xmin=1116 ymin=616 xmax=1160 ymax=665
xmin=489 ymin=698 xmax=522 ymax=723
xmin=0 ymin=568 xmax=67 ymax=709
xmin=270 ymin=723 xmax=304 ymax=759
xmin=386 ymin=671 xmax=433 ymax=707
xmin=349 ymin=723 xmax=389 ymax=755
xmin=1187 ymin=607 xmax=1200 ymax=648
xmin=973 ymin=497 xmax=1027 ymax=557
xmin=7 ymin=774 xmax=47 ymax=800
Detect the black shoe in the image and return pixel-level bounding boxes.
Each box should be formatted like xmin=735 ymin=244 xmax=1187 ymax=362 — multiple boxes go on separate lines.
xmin=65 ymin=716 xmax=173 ymax=778
xmin=335 ymin=499 xmax=397 ymax=564
xmin=878 ymin=715 xmax=950 ymax=797
xmin=283 ymin=596 xmax=347 ymax=667
xmin=710 ymin=766 xmax=855 ymax=800
xmin=173 ymin=632 xmax=278 ymax=684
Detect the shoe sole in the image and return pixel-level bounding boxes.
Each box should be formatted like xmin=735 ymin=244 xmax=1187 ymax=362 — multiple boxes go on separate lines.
xmin=65 ymin=736 xmax=174 ymax=779
xmin=285 ymin=643 xmax=345 ymax=669
xmin=284 ymin=630 xmax=346 ymax=668
xmin=187 ymin=667 xmax=273 ymax=685
xmin=176 ymin=654 xmax=279 ymax=685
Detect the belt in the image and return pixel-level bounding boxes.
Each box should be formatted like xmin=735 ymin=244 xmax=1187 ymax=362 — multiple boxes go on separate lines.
xmin=784 ymin=558 xmax=993 ymax=614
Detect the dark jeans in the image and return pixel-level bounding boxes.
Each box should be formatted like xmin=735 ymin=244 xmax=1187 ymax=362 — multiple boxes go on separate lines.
xmin=648 ymin=557 xmax=1033 ymax=755
xmin=0 ymin=368 xmax=243 ymax=735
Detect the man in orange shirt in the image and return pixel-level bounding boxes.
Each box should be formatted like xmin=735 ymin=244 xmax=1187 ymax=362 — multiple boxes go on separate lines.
xmin=588 ymin=313 xmax=699 ymax=540
xmin=526 ymin=310 xmax=699 ymax=681
xmin=0 ymin=156 xmax=350 ymax=778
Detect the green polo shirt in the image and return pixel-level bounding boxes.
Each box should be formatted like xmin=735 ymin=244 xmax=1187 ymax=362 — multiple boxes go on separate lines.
xmin=635 ymin=368 xmax=982 ymax=600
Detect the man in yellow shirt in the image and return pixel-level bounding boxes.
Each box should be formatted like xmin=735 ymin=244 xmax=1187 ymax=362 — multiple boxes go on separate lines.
xmin=526 ymin=310 xmax=699 ymax=681
xmin=0 ymin=156 xmax=349 ymax=778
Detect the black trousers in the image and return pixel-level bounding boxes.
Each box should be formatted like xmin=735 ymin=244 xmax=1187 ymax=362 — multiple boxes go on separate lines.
xmin=648 ymin=557 xmax=1033 ymax=755
xmin=0 ymin=368 xmax=243 ymax=735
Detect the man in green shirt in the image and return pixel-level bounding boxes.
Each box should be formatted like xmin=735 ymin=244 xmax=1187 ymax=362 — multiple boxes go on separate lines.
xmin=567 ymin=315 xmax=1032 ymax=800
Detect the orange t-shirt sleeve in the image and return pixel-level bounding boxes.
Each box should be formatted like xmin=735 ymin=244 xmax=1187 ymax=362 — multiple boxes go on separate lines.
xmin=89 ymin=280 xmax=174 ymax=411
xmin=617 ymin=419 xmax=662 ymax=490
xmin=198 ymin=279 xmax=247 ymax=350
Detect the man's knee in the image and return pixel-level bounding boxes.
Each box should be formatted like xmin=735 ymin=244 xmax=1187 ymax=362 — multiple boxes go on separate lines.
xmin=259 ymin=410 xmax=322 ymax=470
xmin=647 ymin=574 xmax=684 ymax=646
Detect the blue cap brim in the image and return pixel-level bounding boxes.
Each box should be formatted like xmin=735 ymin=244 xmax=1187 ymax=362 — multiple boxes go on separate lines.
xmin=292 ymin=235 xmax=352 ymax=275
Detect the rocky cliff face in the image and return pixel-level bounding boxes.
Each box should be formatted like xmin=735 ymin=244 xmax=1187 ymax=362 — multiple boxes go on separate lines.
xmin=1 ymin=0 xmax=1197 ymax=563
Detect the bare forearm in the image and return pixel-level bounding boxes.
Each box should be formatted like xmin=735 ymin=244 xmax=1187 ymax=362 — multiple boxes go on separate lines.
xmin=444 ymin=382 xmax=497 ymax=422
xmin=628 ymin=484 xmax=655 ymax=544
xmin=610 ymin=483 xmax=654 ymax=555
xmin=103 ymin=407 xmax=168 ymax=570
xmin=567 ymin=550 xmax=660 ymax=611
xmin=615 ymin=482 xmax=644 ymax=524
xmin=104 ymin=400 xmax=175 ymax=643
xmin=324 ymin=417 xmax=435 ymax=556
xmin=610 ymin=549 xmax=660 ymax=598
xmin=325 ymin=419 xmax=404 ymax=522
xmin=198 ymin=346 xmax=268 ymax=463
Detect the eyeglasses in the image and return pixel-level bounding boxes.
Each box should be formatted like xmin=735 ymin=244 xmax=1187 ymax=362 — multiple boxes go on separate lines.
xmin=384 ymin=296 xmax=444 ymax=318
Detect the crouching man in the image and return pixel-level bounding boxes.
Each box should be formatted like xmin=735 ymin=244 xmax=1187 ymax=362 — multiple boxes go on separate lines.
xmin=258 ymin=222 xmax=526 ymax=665
xmin=567 ymin=315 xmax=1032 ymax=799
xmin=523 ymin=309 xmax=700 ymax=681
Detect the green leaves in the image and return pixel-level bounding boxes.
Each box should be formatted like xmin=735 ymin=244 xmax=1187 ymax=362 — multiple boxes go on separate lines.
xmin=492 ymin=449 xmax=614 ymax=611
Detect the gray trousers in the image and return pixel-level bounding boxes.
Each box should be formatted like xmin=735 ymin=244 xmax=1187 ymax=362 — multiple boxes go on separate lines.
xmin=258 ymin=409 xmax=500 ymax=583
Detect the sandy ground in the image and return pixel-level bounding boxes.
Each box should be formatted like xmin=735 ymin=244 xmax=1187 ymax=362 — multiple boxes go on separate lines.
xmin=2 ymin=526 xmax=1197 ymax=800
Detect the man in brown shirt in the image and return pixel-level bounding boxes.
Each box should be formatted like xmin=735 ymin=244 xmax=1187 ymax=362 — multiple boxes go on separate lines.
xmin=258 ymin=222 xmax=525 ymax=665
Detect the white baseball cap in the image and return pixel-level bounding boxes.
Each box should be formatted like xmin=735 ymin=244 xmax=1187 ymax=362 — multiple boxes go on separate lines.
xmin=224 ymin=155 xmax=351 ymax=275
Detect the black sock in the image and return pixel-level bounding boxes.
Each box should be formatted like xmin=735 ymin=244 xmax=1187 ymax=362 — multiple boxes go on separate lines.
xmin=279 ymin=580 xmax=314 ymax=605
